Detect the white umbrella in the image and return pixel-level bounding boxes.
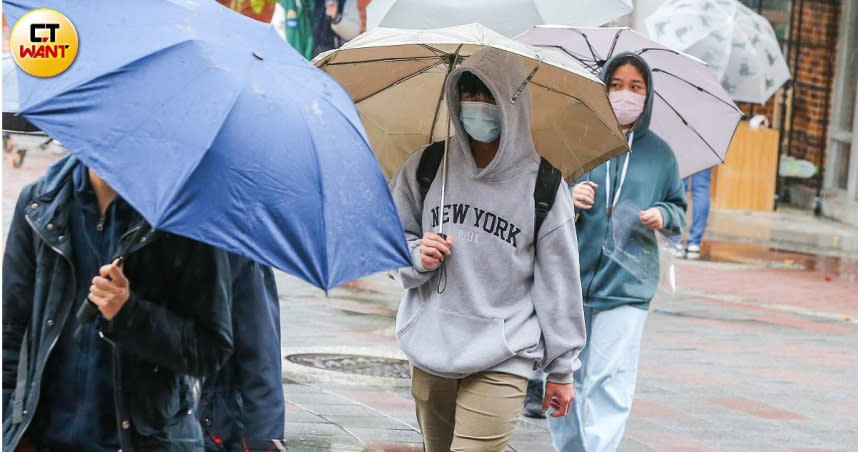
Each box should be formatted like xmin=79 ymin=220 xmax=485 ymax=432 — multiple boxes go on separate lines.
xmin=519 ymin=26 xmax=743 ymax=177
xmin=366 ymin=0 xmax=634 ymax=38
xmin=313 ymin=23 xmax=628 ymax=182
xmin=645 ymin=0 xmax=790 ymax=104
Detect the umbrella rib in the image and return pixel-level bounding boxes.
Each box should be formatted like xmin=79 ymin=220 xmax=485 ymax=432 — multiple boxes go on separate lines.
xmin=322 ymin=55 xmax=445 ymax=66
xmin=653 ymin=91 xmax=725 ymax=165
xmin=541 ymin=27 xmax=604 ymax=71
xmin=637 ymin=47 xmax=683 ymax=57
xmin=559 ymin=27 xmax=603 ymax=63
xmin=262 ymin=60 xmax=394 ymax=287
xmin=427 ymin=44 xmax=464 ymax=144
xmin=652 ymin=68 xmax=742 ymax=112
xmin=353 ymin=60 xmax=445 ymax=104
xmin=418 ymin=43 xmax=455 ymax=59
xmin=537 ymin=45 xmax=601 ymax=75
xmin=604 ymin=29 xmax=623 ymax=63
xmin=159 ymin=70 xmax=249 ymax=229
xmin=528 ymin=80 xmax=588 ymax=104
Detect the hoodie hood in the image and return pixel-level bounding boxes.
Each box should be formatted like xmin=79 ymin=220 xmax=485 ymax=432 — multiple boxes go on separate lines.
xmin=600 ymin=52 xmax=654 ymax=138
xmin=443 ymin=48 xmax=539 ymax=181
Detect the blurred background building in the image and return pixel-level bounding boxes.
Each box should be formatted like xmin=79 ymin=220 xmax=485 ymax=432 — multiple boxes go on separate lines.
xmin=622 ymin=0 xmax=856 ymax=224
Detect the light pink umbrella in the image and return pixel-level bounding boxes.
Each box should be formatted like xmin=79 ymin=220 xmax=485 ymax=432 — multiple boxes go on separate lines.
xmin=519 ymin=26 xmax=743 ymax=177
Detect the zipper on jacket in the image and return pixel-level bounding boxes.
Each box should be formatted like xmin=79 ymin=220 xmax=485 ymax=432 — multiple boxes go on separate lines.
xmin=20 ymin=211 xmax=152 ymax=450
xmin=15 ymin=214 xmax=77 ymax=450
xmin=110 ymin=223 xmax=149 ymax=451
xmin=96 ymin=215 xmax=105 ymax=231
xmin=112 ymin=346 xmax=131 ymax=451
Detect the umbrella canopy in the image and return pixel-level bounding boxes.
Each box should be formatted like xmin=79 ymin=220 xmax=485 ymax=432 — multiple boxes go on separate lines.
xmin=313 ymin=23 xmax=628 ymax=181
xmin=2 ymin=53 xmax=40 ymax=133
xmin=645 ymin=0 xmax=790 ymax=104
xmin=518 ymin=26 xmax=743 ymax=177
xmin=3 ymin=0 xmax=410 ymax=290
xmin=366 ymin=0 xmax=634 ymax=38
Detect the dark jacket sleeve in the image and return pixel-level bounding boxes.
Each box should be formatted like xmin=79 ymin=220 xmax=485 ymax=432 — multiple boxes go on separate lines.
xmin=2 ymin=186 xmax=37 ymax=414
xmin=101 ymin=245 xmax=234 ymax=378
xmin=232 ymin=261 xmax=285 ymax=443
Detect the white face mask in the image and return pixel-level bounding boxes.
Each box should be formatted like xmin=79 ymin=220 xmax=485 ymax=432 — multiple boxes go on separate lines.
xmin=460 ymin=101 xmax=501 ymax=143
xmin=609 ymin=90 xmax=646 ymax=128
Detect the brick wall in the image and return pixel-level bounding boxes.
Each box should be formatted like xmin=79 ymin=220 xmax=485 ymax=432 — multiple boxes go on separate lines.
xmin=787 ymin=0 xmax=841 ymax=176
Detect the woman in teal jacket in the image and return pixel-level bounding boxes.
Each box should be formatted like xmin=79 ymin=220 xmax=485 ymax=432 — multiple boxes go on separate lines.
xmin=548 ymin=53 xmax=687 ymax=451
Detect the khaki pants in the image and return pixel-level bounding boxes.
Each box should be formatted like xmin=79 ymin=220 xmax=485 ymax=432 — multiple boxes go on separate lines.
xmin=411 ymin=367 xmax=528 ymax=452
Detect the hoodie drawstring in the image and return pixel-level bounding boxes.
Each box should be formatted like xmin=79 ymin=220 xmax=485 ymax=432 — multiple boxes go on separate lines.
xmin=605 ymin=131 xmax=634 ymax=214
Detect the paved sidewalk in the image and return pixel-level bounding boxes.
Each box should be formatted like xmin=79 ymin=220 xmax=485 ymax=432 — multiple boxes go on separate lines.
xmin=275 ymin=264 xmax=857 ymax=451
xmin=706 ymin=207 xmax=858 ymax=256
xmin=4 ymin=148 xmax=857 ymax=451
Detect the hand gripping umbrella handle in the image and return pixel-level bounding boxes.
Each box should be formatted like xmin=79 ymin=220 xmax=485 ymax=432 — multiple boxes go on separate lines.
xmin=77 ymin=221 xmax=149 ymax=326
xmin=76 ymin=256 xmax=125 ymax=324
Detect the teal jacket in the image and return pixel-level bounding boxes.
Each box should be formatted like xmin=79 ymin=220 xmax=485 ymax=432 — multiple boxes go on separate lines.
xmin=574 ymin=52 xmax=687 ymax=311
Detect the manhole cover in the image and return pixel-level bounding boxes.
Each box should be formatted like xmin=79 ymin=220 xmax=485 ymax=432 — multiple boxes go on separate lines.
xmin=286 ymin=353 xmax=410 ymax=379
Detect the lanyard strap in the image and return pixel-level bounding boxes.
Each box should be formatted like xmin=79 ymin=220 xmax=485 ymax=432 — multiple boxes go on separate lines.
xmin=606 ymin=131 xmax=634 ymax=214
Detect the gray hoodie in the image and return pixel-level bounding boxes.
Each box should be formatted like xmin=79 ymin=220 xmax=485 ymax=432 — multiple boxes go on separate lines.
xmin=389 ymin=48 xmax=586 ymax=384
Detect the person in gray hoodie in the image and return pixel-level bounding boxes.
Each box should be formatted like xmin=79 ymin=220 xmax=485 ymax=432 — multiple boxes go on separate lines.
xmin=388 ymin=47 xmax=587 ymax=452
xmin=547 ymin=53 xmax=687 ymax=452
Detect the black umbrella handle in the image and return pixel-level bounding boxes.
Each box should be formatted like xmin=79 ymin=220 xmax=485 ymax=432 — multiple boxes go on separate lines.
xmin=76 ymin=219 xmax=150 ymax=326
xmin=76 ymin=256 xmax=125 ymax=324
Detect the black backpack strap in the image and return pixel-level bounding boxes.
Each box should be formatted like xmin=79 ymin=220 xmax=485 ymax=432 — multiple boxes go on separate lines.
xmin=418 ymin=145 xmax=561 ymax=245
xmin=533 ymin=157 xmax=563 ymax=243
xmin=416 ymin=141 xmax=447 ymax=203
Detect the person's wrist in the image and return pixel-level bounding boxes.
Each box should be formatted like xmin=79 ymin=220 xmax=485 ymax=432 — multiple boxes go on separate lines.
xmin=412 ymin=245 xmax=429 ymax=272
xmin=547 ymin=373 xmax=573 ymax=384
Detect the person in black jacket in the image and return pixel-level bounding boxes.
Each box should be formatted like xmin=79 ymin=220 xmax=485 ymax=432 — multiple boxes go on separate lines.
xmin=2 ymin=155 xmax=234 ymax=451
xmin=311 ymin=0 xmax=360 ymax=57
xmin=198 ymin=254 xmax=285 ymax=451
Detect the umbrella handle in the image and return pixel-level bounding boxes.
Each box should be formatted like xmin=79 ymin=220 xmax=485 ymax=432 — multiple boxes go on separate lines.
xmin=76 ymin=256 xmax=126 ymax=325
xmin=437 ymin=116 xmax=451 ymax=238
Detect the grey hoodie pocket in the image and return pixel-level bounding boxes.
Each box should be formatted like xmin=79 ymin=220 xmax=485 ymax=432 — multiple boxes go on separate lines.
xmin=397 ymin=304 xmax=515 ymax=376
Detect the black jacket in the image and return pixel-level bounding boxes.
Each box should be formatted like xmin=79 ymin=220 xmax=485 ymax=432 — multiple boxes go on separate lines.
xmin=312 ymin=0 xmax=347 ymax=56
xmin=2 ymin=156 xmax=234 ymax=451
xmin=199 ymin=255 xmax=284 ymax=451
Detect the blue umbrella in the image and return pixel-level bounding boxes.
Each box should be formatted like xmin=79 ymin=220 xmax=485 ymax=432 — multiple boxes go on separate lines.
xmin=3 ymin=0 xmax=410 ymax=290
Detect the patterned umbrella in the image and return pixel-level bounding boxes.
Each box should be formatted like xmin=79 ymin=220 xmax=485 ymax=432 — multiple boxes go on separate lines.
xmin=646 ymin=0 xmax=790 ymax=104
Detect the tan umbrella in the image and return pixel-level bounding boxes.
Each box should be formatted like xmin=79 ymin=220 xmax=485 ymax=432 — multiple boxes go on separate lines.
xmin=313 ymin=23 xmax=627 ymax=182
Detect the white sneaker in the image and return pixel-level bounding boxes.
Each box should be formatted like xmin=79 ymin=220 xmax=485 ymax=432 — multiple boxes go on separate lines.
xmin=686 ymin=244 xmax=701 ymax=260
xmin=672 ymin=244 xmax=686 ymax=259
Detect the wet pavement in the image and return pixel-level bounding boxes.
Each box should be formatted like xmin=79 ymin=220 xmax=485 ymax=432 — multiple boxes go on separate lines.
xmin=275 ymin=262 xmax=858 ymax=451
xmin=706 ymin=206 xmax=858 ymax=256
xmin=3 ymin=147 xmax=858 ymax=451
xmin=703 ymin=240 xmax=857 ymax=283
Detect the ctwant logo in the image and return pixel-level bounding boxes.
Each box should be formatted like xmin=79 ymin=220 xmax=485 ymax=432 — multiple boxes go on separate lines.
xmin=10 ymin=9 xmax=78 ymax=77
